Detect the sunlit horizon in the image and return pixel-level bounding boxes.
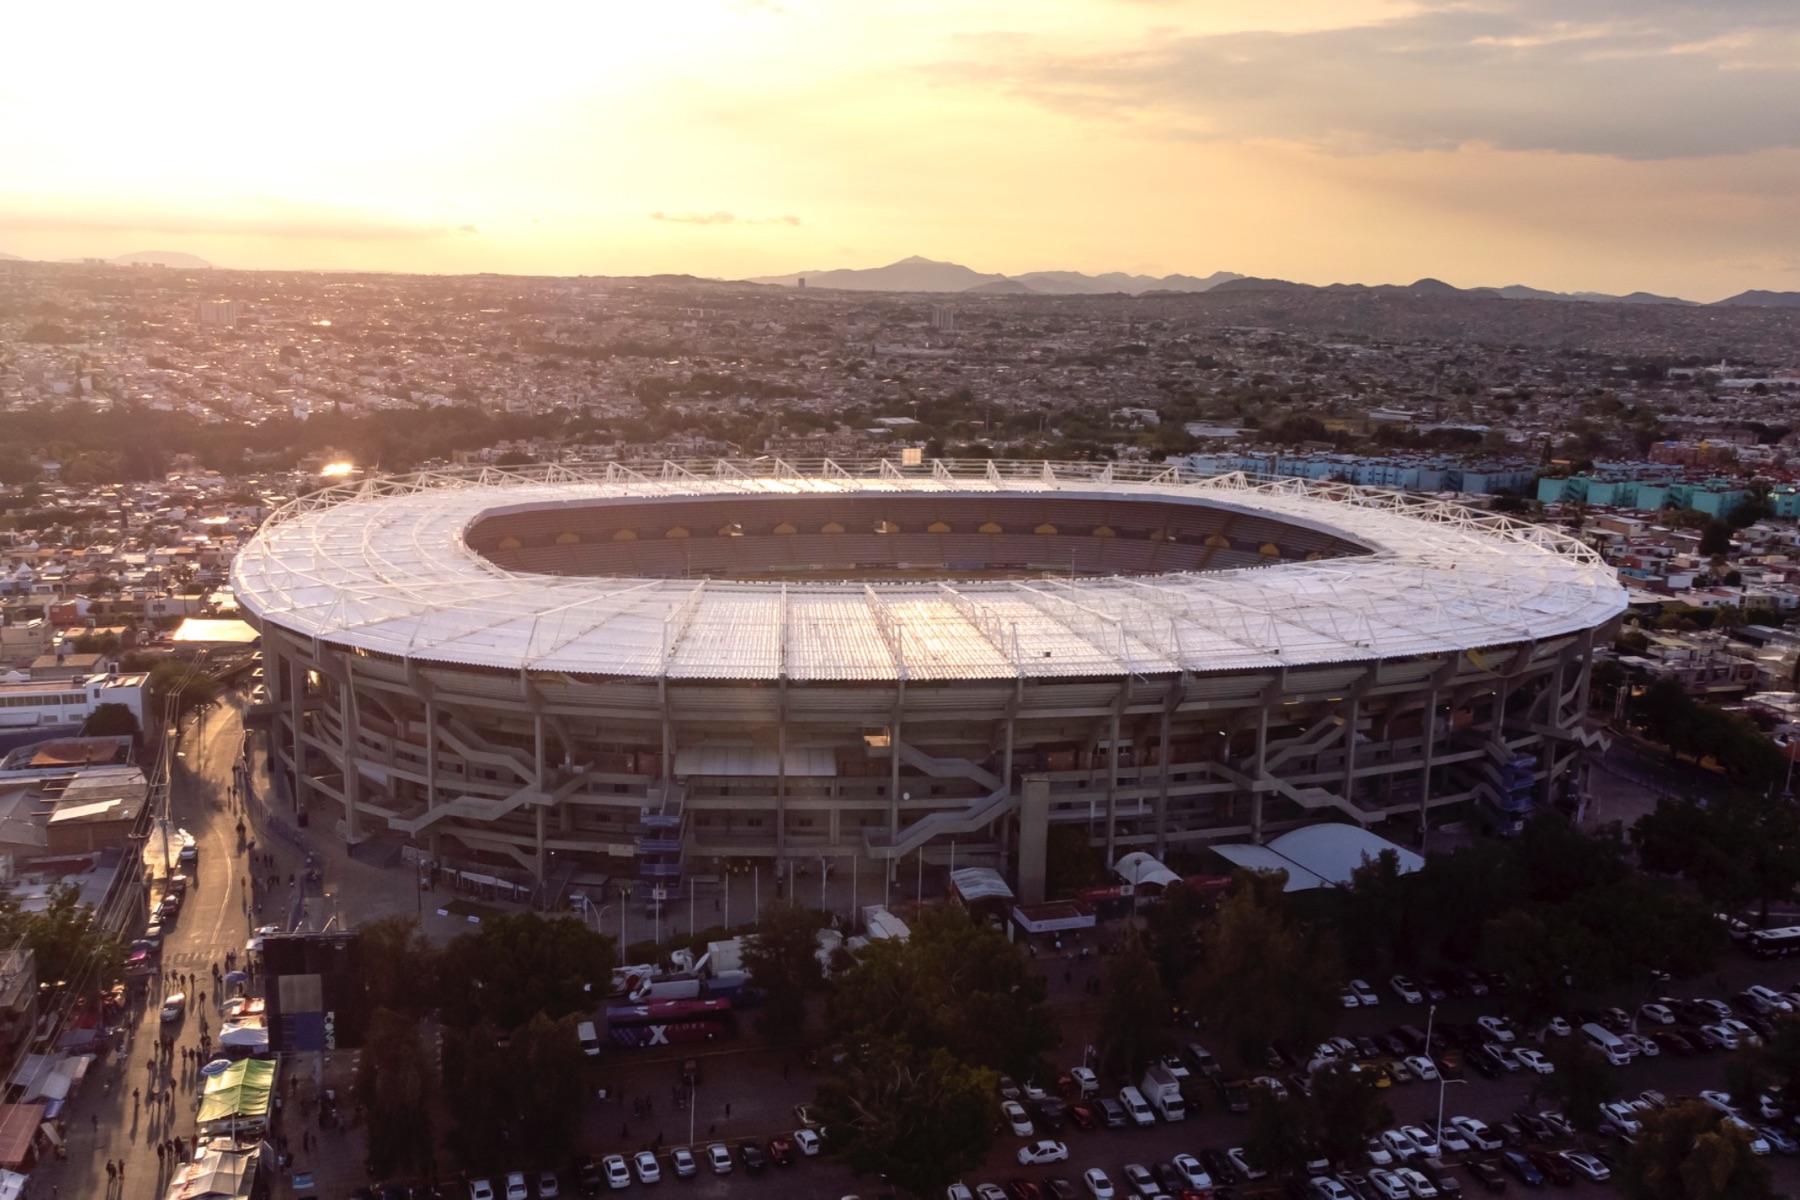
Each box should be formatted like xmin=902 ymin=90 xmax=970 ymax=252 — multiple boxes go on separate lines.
xmin=4 ymin=1 xmax=1798 ymax=302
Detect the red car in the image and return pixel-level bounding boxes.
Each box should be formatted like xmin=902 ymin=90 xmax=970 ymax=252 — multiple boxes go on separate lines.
xmin=1066 ymin=1103 xmax=1097 ymax=1131
xmin=1006 ymin=1181 xmax=1044 ymax=1200
xmin=766 ymin=1137 xmax=795 ymax=1166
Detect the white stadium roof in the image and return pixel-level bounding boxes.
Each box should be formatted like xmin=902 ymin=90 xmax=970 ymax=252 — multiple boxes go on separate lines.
xmin=230 ymin=460 xmax=1626 ymax=683
xmin=1213 ymin=825 xmax=1425 ymax=891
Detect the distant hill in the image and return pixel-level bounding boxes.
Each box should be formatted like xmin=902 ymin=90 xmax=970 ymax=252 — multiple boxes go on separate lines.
xmin=110 ymin=250 xmax=212 ymax=268
xmin=1713 ymin=290 xmax=1800 ymax=308
xmin=0 ymin=251 xmax=20 ymax=262
xmin=746 ymin=257 xmax=1242 ymax=295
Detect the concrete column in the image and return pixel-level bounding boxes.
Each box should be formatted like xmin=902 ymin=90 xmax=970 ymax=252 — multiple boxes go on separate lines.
xmin=1342 ymin=699 xmax=1359 ymax=809
xmin=535 ymin=805 xmax=547 ymax=883
xmin=776 ymin=682 xmax=788 ymax=865
xmin=1017 ymin=774 xmax=1051 ymax=905
xmin=341 ymin=659 xmax=362 ymax=840
xmin=1104 ymin=708 xmax=1121 ymax=865
xmin=1251 ymin=706 xmax=1268 ymax=844
xmin=888 ymin=686 xmax=903 ymax=878
xmin=1419 ymin=689 xmax=1438 ymax=842
xmin=1156 ymin=704 xmax=1172 ymax=857
xmin=288 ymin=651 xmax=306 ymax=813
xmin=425 ymin=700 xmax=438 ymax=812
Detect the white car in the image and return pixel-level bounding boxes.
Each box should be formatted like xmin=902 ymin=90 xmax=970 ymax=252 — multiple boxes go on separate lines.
xmin=602 ymin=1156 xmax=631 ymax=1190
xmin=1450 ymin=1116 xmax=1502 ymax=1152
xmin=159 ymin=993 xmax=186 ymax=1022
xmin=632 ymin=1151 xmax=660 ymax=1184
xmin=1070 ymin=1065 xmax=1099 ymax=1094
xmin=1704 ymin=1024 xmax=1741 ymax=1050
xmin=795 ymin=1128 xmax=822 ymax=1156
xmin=1601 ymin=1101 xmax=1645 ymax=1134
xmin=706 ymin=1143 xmax=733 ymax=1174
xmin=1084 ymin=1168 xmax=1117 ymax=1200
xmin=1538 ymin=1111 xmax=1576 ymax=1139
xmin=1757 ymin=1093 xmax=1784 ymax=1121
xmin=1023 ymin=1079 xmax=1050 ymax=1101
xmin=1725 ymin=1116 xmax=1772 ymax=1155
xmin=1395 ymin=1167 xmax=1437 ymax=1199
xmin=1173 ymin=1154 xmax=1212 ymax=1188
xmin=1720 ymin=1017 xmax=1762 ymax=1046
xmin=1122 ymin=1164 xmax=1158 ymax=1199
xmin=1701 ymin=1090 xmax=1739 ymax=1116
xmin=505 ymin=1174 xmax=529 ymax=1200
xmin=1542 ymin=1015 xmax=1572 ymax=1037
xmin=947 ymin=1186 xmax=975 ymax=1200
xmin=978 ymin=1186 xmax=1010 ymax=1200
xmin=469 ymin=1182 xmax=495 ymax=1200
xmin=1351 ymin=979 xmax=1380 ymax=1006
xmin=1368 ymin=1169 xmax=1410 ymax=1200
xmin=537 ymin=1170 xmax=560 ymax=1199
xmin=1313 ymin=1178 xmax=1354 ymax=1200
xmin=1390 ymin=975 xmax=1424 ymax=1004
xmin=1560 ymin=1151 xmax=1611 ymax=1182
xmin=1476 ymin=1016 xmax=1515 ymax=1043
xmin=1434 ymin=1124 xmax=1472 ymax=1154
xmin=1379 ymin=1129 xmax=1421 ymax=1161
xmin=1639 ymin=1002 xmax=1676 ymax=1025
xmin=1746 ymin=985 xmax=1793 ymax=1013
xmin=1017 ymin=1140 xmax=1070 ymax=1165
xmin=1342 ymin=986 xmax=1364 ymax=1009
xmin=1002 ymin=1099 xmax=1034 ymax=1137
xmin=1404 ymin=1055 xmax=1439 ymax=1082
xmin=1253 ymin=1075 xmax=1290 ymax=1101
xmin=1399 ymin=1126 xmax=1440 ymax=1158
xmin=1227 ymin=1148 xmax=1268 ymax=1181
xmin=1365 ymin=1137 xmax=1395 ymax=1166
xmin=1623 ymin=1033 xmax=1660 ymax=1058
xmin=668 ymin=1147 xmax=696 ymax=1178
xmin=1514 ymin=1048 xmax=1555 ymax=1074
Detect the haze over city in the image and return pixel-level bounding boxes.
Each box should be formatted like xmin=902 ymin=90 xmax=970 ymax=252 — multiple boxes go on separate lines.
xmin=4 ymin=1 xmax=1800 ymax=299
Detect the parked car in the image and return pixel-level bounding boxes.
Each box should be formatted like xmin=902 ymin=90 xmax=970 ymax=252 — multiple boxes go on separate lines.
xmin=668 ymin=1147 xmax=697 ymax=1178
xmin=1498 ymin=1151 xmax=1544 ymax=1188
xmin=1524 ymin=1150 xmax=1572 ymax=1187
xmin=1465 ymin=1160 xmax=1507 ymax=1194
xmin=738 ymin=1143 xmax=766 ymax=1175
xmin=705 ymin=1143 xmax=732 ymax=1175
xmin=1558 ymin=1152 xmax=1610 ymax=1183
xmin=631 ymin=1151 xmax=660 ymax=1184
xmin=1084 ymin=1168 xmax=1116 ymax=1200
xmin=1391 ymin=975 xmax=1424 ymax=1004
xmin=1019 ymin=1141 xmax=1071 ymax=1166
xmin=601 ymin=1156 xmax=630 ymax=1190
xmin=1352 ymin=979 xmax=1381 ymax=1006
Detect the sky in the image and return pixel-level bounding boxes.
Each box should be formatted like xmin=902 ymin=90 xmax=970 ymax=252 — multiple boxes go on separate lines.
xmin=2 ymin=0 xmax=1798 ymax=299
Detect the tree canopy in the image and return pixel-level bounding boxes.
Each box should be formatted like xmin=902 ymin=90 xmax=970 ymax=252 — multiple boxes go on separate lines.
xmin=437 ymin=911 xmax=616 ymax=1031
xmin=741 ymin=901 xmax=825 ymax=1045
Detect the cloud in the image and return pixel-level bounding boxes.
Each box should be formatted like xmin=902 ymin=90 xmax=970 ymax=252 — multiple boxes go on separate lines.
xmin=0 ymin=192 xmax=458 ymax=240
xmin=932 ymin=0 xmax=1800 ymax=160
xmin=651 ymin=211 xmax=802 ymax=226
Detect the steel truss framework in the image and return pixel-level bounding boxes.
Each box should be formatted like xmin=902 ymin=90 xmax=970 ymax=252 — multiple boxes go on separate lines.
xmin=238 ymin=461 xmax=1624 ymax=891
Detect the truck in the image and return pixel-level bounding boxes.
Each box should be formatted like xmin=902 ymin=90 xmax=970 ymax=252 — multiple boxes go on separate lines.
xmin=1139 ymin=1063 xmax=1186 ymax=1121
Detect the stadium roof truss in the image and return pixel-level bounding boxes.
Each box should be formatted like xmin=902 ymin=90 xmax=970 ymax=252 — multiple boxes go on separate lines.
xmin=230 ymin=459 xmax=1626 ymax=683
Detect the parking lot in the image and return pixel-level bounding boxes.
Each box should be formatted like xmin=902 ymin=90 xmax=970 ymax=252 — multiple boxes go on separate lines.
xmin=555 ymin=953 xmax=1800 ymax=1200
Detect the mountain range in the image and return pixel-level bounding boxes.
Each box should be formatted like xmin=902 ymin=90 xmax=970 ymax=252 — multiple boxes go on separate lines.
xmin=747 ymin=256 xmax=1242 ymax=295
xmin=747 ymin=256 xmax=1800 ymax=307
xmin=0 ymin=250 xmax=212 ymax=268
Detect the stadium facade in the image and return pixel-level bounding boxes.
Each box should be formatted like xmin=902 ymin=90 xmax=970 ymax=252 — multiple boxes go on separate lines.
xmin=230 ymin=460 xmax=1625 ymax=900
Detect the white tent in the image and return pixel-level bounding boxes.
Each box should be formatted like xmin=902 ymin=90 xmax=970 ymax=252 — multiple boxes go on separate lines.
xmin=1112 ymin=851 xmax=1181 ymax=890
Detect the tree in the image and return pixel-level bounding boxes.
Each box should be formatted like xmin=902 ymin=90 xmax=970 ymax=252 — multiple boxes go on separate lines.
xmin=440 ymin=1023 xmax=514 ymax=1170
xmin=80 ymin=702 xmax=139 ymax=741
xmin=514 ymin=1012 xmax=585 ymax=1165
xmin=1 ymin=884 xmax=124 ymax=1000
xmin=1244 ymin=1089 xmax=1315 ymax=1179
xmin=814 ymin=1039 xmax=996 ymax=1195
xmin=1635 ymin=795 xmax=1800 ymax=926
xmin=359 ymin=916 xmax=439 ymax=1018
xmin=1184 ymin=871 xmax=1343 ymax=1069
xmin=1310 ymin=1060 xmax=1392 ymax=1165
xmin=825 ymin=907 xmax=1059 ymax=1079
xmin=1700 ymin=520 xmax=1734 ymax=556
xmin=357 ymin=1008 xmax=437 ymax=1180
xmin=741 ymin=902 xmax=825 ymax=1045
xmin=1539 ymin=1041 xmax=1617 ymax=1132
xmin=1619 ymin=1099 xmax=1772 ymax=1200
xmin=1097 ymin=932 xmax=1172 ymax=1078
xmin=146 ymin=660 xmax=221 ymax=721
xmin=437 ymin=911 xmax=616 ymax=1031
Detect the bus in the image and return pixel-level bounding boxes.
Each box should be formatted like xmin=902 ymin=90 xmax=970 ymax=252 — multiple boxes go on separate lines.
xmin=1747 ymin=926 xmax=1800 ymax=959
xmin=603 ymin=998 xmax=736 ymax=1048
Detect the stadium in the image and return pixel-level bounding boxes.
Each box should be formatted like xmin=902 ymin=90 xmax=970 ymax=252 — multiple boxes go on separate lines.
xmin=229 ymin=459 xmax=1625 ymax=901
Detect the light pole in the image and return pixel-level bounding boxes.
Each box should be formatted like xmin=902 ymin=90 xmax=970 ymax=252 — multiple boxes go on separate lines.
xmin=1436 ymin=1077 xmax=1467 ymax=1147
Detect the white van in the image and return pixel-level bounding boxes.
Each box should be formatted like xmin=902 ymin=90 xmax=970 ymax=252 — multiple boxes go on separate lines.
xmin=577 ymin=1020 xmax=600 ymax=1057
xmin=1118 ymin=1085 xmax=1156 ymax=1127
xmin=1580 ymin=1022 xmax=1631 ymax=1066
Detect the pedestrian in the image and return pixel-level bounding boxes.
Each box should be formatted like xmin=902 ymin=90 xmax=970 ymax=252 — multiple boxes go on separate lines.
xmin=106 ymin=1161 xmax=116 ymax=1185
xmin=132 ymin=1086 xmax=139 ymax=1107
xmin=91 ymin=1114 xmax=98 ymax=1132
xmin=116 ymin=1161 xmax=123 ymax=1184
xmin=724 ymin=1102 xmax=731 ymax=1118
xmin=157 ymin=1142 xmax=166 ymax=1166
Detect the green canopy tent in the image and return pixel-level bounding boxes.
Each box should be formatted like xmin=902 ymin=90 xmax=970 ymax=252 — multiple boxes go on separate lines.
xmin=196 ymin=1059 xmax=275 ymax=1139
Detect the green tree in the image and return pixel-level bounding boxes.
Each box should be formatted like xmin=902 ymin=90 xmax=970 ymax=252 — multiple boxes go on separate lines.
xmin=1097 ymin=932 xmax=1173 ymax=1078
xmin=1310 ymin=1060 xmax=1392 ymax=1165
xmin=825 ymin=907 xmax=1059 ymax=1079
xmin=741 ymin=901 xmax=825 ymax=1045
xmin=438 ymin=911 xmax=616 ymax=1031
xmin=440 ymin=1023 xmax=513 ymax=1170
xmin=356 ymin=1008 xmax=437 ymax=1180
xmin=1539 ymin=1041 xmax=1617 ymax=1132
xmin=358 ymin=916 xmax=439 ymax=1018
xmin=1244 ymin=1089 xmax=1315 ymax=1179
xmin=80 ymin=702 xmax=139 ymax=741
xmin=815 ymin=1039 xmax=996 ymax=1195
xmin=1184 ymin=871 xmax=1343 ymax=1069
xmin=1635 ymin=795 xmax=1800 ymax=926
xmin=1 ymin=885 xmax=124 ymax=998
xmin=146 ymin=660 xmax=221 ymax=721
xmin=1619 ymin=1099 xmax=1772 ymax=1200
xmin=515 ymin=1012 xmax=586 ymax=1165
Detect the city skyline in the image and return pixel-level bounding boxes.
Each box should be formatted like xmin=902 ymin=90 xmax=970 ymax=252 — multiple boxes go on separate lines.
xmin=3 ymin=1 xmax=1798 ymax=300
